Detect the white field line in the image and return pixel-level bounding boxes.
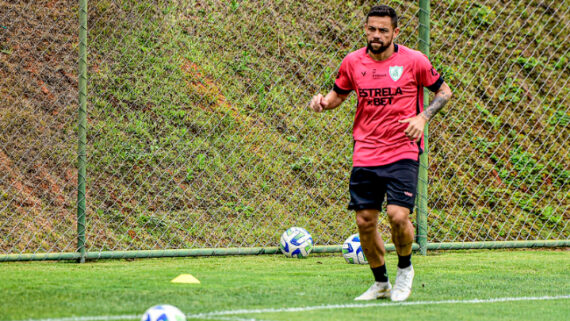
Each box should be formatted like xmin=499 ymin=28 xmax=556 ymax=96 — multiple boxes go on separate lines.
xmin=16 ymin=295 xmax=570 ymax=321
xmin=188 ymin=295 xmax=570 ymax=319
xmin=199 ymin=317 xmax=277 ymax=321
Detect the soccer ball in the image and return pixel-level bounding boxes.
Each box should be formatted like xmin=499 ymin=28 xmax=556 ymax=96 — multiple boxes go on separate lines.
xmin=279 ymin=227 xmax=314 ymax=258
xmin=342 ymin=233 xmax=368 ymax=264
xmin=141 ymin=305 xmax=186 ymax=321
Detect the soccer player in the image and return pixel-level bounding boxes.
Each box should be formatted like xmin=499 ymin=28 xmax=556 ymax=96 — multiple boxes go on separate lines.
xmin=309 ymin=5 xmax=452 ymax=301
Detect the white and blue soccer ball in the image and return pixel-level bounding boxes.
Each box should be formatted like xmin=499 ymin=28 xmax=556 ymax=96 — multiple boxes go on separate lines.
xmin=141 ymin=305 xmax=186 ymax=321
xmin=342 ymin=233 xmax=368 ymax=264
xmin=279 ymin=227 xmax=314 ymax=258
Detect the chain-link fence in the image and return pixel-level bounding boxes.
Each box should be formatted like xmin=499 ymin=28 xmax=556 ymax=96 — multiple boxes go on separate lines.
xmin=1 ymin=0 xmax=568 ymax=261
xmin=1 ymin=0 xmax=79 ymax=256
xmin=429 ymin=0 xmax=569 ymax=243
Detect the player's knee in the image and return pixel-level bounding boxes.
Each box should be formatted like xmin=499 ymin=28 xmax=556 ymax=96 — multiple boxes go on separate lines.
xmin=387 ymin=210 xmax=409 ymax=229
xmin=356 ymin=212 xmax=377 ymax=233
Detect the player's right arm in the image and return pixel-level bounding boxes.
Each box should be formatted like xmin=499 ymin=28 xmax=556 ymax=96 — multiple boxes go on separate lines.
xmin=309 ymin=90 xmax=349 ymax=112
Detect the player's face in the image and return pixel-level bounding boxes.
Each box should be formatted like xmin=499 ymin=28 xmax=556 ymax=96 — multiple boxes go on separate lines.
xmin=365 ymin=16 xmax=399 ymax=54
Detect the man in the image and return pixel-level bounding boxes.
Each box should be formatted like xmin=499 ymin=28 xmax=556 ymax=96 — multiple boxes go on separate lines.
xmin=309 ymin=5 xmax=452 ymax=302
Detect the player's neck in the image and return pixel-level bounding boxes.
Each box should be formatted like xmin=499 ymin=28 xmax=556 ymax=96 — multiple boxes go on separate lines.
xmin=367 ymin=43 xmax=395 ymax=61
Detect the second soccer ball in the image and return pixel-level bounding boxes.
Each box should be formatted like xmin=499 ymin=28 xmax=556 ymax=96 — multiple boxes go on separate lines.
xmin=342 ymin=233 xmax=368 ymax=264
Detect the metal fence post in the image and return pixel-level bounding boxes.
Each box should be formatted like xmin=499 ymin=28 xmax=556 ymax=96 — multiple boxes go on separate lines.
xmin=77 ymin=0 xmax=88 ymax=263
xmin=417 ymin=0 xmax=430 ymax=256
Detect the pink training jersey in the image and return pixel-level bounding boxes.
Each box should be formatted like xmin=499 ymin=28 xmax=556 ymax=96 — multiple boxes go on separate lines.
xmin=334 ymin=44 xmax=443 ymax=167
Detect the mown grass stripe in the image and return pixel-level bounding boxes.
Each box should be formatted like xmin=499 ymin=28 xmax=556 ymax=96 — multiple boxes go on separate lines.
xmin=17 ymin=295 xmax=570 ymax=321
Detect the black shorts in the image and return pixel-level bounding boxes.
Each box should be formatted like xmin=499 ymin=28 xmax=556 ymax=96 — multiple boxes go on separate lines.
xmin=348 ymin=159 xmax=419 ymax=213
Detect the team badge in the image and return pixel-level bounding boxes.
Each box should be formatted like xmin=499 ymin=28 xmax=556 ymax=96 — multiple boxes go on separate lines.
xmin=389 ymin=66 xmax=403 ymax=81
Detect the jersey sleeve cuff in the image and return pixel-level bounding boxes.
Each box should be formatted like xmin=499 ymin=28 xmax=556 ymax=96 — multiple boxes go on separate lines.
xmin=427 ymin=77 xmax=444 ymax=92
xmin=333 ymin=83 xmax=352 ymax=95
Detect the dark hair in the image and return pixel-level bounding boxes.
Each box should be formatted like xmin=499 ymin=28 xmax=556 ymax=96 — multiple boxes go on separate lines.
xmin=367 ymin=5 xmax=398 ymax=29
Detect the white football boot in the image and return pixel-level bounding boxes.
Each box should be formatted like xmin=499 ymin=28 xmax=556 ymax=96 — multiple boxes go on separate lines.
xmin=391 ymin=265 xmax=414 ymax=302
xmin=354 ymin=281 xmax=392 ymax=301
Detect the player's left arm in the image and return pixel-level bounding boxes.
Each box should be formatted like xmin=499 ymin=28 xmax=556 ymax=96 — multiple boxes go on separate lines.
xmin=422 ymin=82 xmax=452 ymax=120
xmin=400 ymin=81 xmax=452 ymax=141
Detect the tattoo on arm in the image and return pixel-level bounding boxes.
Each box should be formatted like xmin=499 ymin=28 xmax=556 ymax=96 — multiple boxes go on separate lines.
xmin=422 ymin=90 xmax=451 ymax=120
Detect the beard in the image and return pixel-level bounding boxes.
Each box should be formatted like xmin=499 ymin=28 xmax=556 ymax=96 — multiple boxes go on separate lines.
xmin=367 ymin=39 xmax=391 ymax=54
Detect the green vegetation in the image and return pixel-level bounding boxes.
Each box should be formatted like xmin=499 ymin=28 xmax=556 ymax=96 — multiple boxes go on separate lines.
xmin=0 ymin=0 xmax=567 ymax=252
xmin=0 ymin=250 xmax=569 ymax=320
xmin=83 ymin=0 xmax=369 ymax=249
xmin=428 ymin=0 xmax=569 ymax=242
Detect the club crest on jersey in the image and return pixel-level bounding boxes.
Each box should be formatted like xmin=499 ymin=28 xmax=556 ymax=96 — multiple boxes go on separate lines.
xmin=389 ymin=66 xmax=403 ymax=81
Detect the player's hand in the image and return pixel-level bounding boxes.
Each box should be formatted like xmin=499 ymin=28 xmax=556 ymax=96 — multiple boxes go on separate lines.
xmin=399 ymin=114 xmax=428 ymax=142
xmin=309 ymin=94 xmax=328 ymax=112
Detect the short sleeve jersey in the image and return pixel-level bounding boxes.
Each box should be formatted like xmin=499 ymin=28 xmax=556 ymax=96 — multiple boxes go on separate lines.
xmin=334 ymin=44 xmax=443 ymax=167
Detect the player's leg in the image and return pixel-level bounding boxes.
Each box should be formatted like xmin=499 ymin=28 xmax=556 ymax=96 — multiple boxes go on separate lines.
xmin=385 ymin=159 xmax=419 ymax=302
xmin=353 ymin=209 xmax=392 ymax=300
xmin=356 ymin=208 xmax=386 ymax=267
xmin=386 ymin=206 xmax=415 ymax=302
xmin=386 ymin=205 xmax=414 ymax=257
xmin=348 ymin=167 xmax=391 ymax=300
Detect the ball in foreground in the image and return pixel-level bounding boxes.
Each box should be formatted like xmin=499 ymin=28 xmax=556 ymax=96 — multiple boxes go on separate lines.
xmin=141 ymin=305 xmax=186 ymax=321
xmin=342 ymin=233 xmax=368 ymax=264
xmin=279 ymin=227 xmax=314 ymax=258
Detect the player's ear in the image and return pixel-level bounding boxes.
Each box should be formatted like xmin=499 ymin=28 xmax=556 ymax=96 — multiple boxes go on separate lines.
xmin=393 ymin=27 xmax=400 ymax=38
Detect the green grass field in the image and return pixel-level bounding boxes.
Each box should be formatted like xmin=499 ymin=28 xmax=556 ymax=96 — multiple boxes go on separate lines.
xmin=1 ymin=249 xmax=568 ymax=321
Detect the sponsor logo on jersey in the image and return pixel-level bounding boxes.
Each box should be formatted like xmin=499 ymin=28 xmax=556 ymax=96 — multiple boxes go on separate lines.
xmin=358 ymin=87 xmax=403 ymax=106
xmin=372 ymin=68 xmax=387 ymax=79
xmin=430 ymin=67 xmax=439 ymax=77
